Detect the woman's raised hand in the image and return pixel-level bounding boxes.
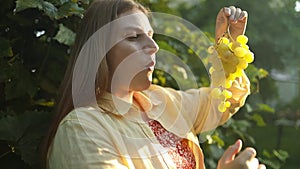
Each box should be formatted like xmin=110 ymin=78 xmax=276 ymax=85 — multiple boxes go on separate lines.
xmin=217 ymin=139 xmax=266 ymax=169
xmin=215 ymin=6 xmax=248 ymax=42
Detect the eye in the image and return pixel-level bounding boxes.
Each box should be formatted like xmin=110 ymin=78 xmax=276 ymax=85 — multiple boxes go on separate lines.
xmin=126 ymin=34 xmax=141 ymax=41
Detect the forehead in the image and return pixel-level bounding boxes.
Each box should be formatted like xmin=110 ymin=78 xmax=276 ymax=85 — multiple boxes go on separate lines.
xmin=113 ymin=10 xmax=153 ymax=33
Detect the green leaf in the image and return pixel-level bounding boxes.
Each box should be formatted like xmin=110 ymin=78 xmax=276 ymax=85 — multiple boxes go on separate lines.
xmin=257 ymin=103 xmax=275 ymax=113
xmin=257 ymin=68 xmax=269 ymax=79
xmin=42 ymin=1 xmax=58 ymax=19
xmin=262 ymin=149 xmax=272 ymax=158
xmin=57 ymin=2 xmax=85 ymax=19
xmin=34 ymin=99 xmax=55 ymax=107
xmin=260 ymin=149 xmax=289 ymax=169
xmin=15 ymin=0 xmax=43 ymax=12
xmin=245 ymin=65 xmax=269 ymax=82
xmin=46 ymin=0 xmax=61 ymax=5
xmin=273 ymin=149 xmax=289 ymax=162
xmin=53 ymin=24 xmax=76 ymax=45
xmin=259 ymin=157 xmax=281 ymax=169
xmin=0 ymin=38 xmax=13 ymax=57
xmin=211 ymin=134 xmax=224 ymax=148
xmin=15 ymin=0 xmax=59 ymax=19
xmin=156 ymin=40 xmax=176 ymax=54
xmin=249 ymin=113 xmax=266 ymax=127
xmin=59 ymin=0 xmax=69 ymax=4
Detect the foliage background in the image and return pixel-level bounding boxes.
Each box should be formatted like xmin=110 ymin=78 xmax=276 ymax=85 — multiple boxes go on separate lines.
xmin=0 ymin=0 xmax=299 ymax=168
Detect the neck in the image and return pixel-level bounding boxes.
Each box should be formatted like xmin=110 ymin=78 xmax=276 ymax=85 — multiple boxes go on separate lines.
xmin=109 ymin=88 xmax=134 ymax=104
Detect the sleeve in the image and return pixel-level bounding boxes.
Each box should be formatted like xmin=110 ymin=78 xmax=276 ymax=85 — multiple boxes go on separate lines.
xmin=192 ymin=71 xmax=250 ymax=133
xmin=47 ymin=113 xmax=128 ymax=169
xmin=148 ymin=71 xmax=250 ymax=135
xmin=218 ymin=71 xmax=250 ymax=124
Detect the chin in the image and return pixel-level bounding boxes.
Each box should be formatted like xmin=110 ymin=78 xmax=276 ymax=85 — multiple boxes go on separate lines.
xmin=131 ymin=81 xmax=151 ymax=91
xmin=130 ymin=77 xmax=152 ymax=91
xmin=130 ymin=71 xmax=153 ymax=91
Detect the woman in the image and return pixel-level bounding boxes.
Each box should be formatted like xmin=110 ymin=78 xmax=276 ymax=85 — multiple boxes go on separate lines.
xmin=42 ymin=0 xmax=266 ymax=168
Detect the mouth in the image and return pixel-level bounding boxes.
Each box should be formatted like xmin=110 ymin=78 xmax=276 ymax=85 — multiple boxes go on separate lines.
xmin=145 ymin=61 xmax=155 ymax=71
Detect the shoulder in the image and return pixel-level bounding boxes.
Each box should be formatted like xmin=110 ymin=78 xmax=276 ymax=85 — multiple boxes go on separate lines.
xmin=60 ymin=106 xmax=107 ymax=128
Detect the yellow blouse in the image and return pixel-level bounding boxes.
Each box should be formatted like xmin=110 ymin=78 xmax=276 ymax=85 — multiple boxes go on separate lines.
xmin=48 ymin=74 xmax=250 ymax=169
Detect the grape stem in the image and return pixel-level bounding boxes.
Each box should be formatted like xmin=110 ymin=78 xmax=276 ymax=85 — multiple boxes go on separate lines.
xmin=226 ymin=24 xmax=234 ymax=41
xmin=217 ymin=23 xmax=234 ymax=44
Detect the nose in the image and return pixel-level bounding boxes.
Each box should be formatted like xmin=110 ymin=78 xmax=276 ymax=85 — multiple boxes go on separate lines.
xmin=143 ymin=36 xmax=159 ymax=55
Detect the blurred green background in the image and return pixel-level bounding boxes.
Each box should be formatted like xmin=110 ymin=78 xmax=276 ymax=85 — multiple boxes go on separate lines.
xmin=0 ymin=0 xmax=299 ymax=168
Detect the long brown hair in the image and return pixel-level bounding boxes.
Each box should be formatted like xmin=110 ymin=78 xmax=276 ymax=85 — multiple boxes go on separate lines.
xmin=41 ymin=0 xmax=149 ymax=168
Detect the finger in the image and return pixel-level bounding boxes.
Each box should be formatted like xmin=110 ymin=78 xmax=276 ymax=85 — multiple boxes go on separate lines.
xmin=248 ymin=157 xmax=259 ymax=168
xmin=222 ymin=139 xmax=243 ymax=162
xmin=258 ymin=164 xmax=267 ymax=169
xmin=233 ymin=8 xmax=242 ymax=22
xmin=229 ymin=6 xmax=237 ymax=21
xmin=236 ymin=147 xmax=257 ymax=162
xmin=238 ymin=11 xmax=248 ymax=20
xmin=223 ymin=7 xmax=231 ymax=16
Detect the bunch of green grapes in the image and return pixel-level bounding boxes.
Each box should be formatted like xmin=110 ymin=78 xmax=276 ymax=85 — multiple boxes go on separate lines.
xmin=208 ymin=34 xmax=254 ymax=112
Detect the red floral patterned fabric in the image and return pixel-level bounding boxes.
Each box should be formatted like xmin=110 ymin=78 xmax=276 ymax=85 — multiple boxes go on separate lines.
xmin=148 ymin=120 xmax=196 ymax=169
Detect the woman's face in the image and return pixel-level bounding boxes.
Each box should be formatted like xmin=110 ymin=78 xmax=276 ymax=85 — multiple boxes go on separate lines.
xmin=107 ymin=9 xmax=159 ymax=94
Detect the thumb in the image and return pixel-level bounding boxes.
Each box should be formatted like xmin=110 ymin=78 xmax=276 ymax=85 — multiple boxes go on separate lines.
xmin=222 ymin=139 xmax=243 ymax=162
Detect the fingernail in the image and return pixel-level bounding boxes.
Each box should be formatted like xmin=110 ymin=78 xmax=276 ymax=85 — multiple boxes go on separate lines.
xmin=235 ymin=139 xmax=242 ymax=146
xmin=246 ymin=147 xmax=257 ymax=156
xmin=223 ymin=7 xmax=230 ymax=14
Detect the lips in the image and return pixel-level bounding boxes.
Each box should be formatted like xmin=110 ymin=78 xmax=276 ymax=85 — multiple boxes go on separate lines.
xmin=145 ymin=60 xmax=155 ymax=71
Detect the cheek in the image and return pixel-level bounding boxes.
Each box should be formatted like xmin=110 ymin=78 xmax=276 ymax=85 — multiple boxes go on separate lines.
xmin=107 ymin=43 xmax=137 ymax=68
xmin=107 ymin=47 xmax=126 ymax=72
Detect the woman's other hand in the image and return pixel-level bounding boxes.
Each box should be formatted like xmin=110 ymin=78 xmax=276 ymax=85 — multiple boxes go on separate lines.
xmin=215 ymin=6 xmax=248 ymax=42
xmin=217 ymin=139 xmax=266 ymax=169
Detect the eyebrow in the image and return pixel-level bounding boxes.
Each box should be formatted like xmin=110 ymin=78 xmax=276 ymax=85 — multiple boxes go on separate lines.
xmin=123 ymin=26 xmax=154 ymax=36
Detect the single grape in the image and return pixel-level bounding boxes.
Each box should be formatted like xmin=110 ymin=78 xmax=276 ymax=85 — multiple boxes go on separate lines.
xmin=222 ymin=61 xmax=237 ymax=74
xmin=225 ymin=79 xmax=233 ymax=88
xmin=242 ymin=44 xmax=249 ymax=50
xmin=218 ymin=50 xmax=232 ymax=61
xmin=228 ymin=54 xmax=240 ymax=65
xmin=207 ymin=46 xmax=215 ymax=54
xmin=218 ymin=102 xmax=227 ymax=112
xmin=222 ymin=89 xmax=233 ymax=99
xmin=237 ymin=59 xmax=248 ymax=69
xmin=233 ymin=68 xmax=243 ymax=78
xmin=152 ymin=78 xmax=159 ymax=84
xmin=244 ymin=51 xmax=254 ymax=63
xmin=211 ymin=88 xmax=222 ymax=99
xmin=231 ymin=41 xmax=242 ymax=50
xmin=209 ymin=67 xmax=215 ymax=74
xmin=227 ymin=73 xmax=236 ymax=81
xmin=217 ymin=43 xmax=229 ymax=51
xmin=234 ymin=47 xmax=247 ymax=58
xmin=225 ymin=101 xmax=231 ymax=108
xmin=236 ymin=35 xmax=248 ymax=44
xmin=219 ymin=37 xmax=230 ymax=44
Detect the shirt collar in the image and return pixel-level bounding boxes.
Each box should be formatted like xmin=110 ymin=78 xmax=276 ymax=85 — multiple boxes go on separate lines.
xmin=97 ymin=90 xmax=153 ymax=116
